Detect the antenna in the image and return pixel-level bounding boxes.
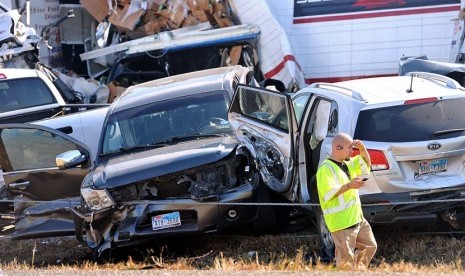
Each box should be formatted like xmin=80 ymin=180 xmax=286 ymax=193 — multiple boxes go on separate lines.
xmin=406 ymin=74 xmax=414 ymax=93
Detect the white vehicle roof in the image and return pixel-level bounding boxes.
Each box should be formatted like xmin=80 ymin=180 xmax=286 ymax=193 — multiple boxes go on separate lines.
xmin=300 ymin=74 xmax=465 ymax=107
xmin=0 ymin=68 xmax=42 ymax=79
xmin=336 ymin=75 xmax=465 ymax=105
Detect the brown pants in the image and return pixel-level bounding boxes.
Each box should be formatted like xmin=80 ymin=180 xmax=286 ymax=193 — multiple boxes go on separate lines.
xmin=330 ymin=218 xmax=377 ymax=270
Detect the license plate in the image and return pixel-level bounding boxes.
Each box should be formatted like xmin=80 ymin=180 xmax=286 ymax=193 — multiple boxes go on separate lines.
xmin=418 ymin=158 xmax=447 ymax=175
xmin=151 ymin=211 xmax=181 ymax=231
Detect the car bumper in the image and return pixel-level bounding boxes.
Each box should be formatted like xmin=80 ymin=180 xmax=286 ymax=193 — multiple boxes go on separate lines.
xmin=360 ymin=187 xmax=465 ymax=228
xmin=72 ymin=183 xmax=258 ymax=249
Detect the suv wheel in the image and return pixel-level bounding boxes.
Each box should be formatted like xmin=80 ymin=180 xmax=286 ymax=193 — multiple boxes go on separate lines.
xmin=316 ymin=207 xmax=335 ymax=261
xmin=310 ymin=178 xmax=335 ymax=261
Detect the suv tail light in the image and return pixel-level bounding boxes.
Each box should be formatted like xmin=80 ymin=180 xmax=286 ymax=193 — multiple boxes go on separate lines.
xmin=352 ymin=149 xmax=389 ymax=171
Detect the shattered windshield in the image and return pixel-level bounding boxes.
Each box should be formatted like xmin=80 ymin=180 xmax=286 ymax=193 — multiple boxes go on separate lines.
xmin=101 ymin=90 xmax=232 ymax=155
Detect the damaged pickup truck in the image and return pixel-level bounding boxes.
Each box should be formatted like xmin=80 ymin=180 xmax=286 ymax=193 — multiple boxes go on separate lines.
xmin=0 ymin=66 xmax=275 ymax=255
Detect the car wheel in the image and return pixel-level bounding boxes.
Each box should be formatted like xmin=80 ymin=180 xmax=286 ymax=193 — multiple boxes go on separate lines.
xmin=310 ymin=178 xmax=335 ymax=261
xmin=251 ymin=183 xmax=277 ymax=234
xmin=316 ymin=207 xmax=335 ymax=261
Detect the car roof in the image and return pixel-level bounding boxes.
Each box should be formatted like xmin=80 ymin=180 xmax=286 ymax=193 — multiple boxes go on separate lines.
xmin=0 ymin=68 xmax=40 ymax=79
xmin=109 ymin=66 xmax=249 ymax=114
xmin=335 ymin=75 xmax=465 ymax=105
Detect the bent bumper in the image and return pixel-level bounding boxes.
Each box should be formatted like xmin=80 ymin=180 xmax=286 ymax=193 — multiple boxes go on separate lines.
xmin=72 ymin=183 xmax=257 ymax=249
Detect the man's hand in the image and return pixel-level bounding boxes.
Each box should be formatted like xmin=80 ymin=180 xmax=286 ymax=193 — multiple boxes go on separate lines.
xmin=353 ymin=139 xmax=371 ymax=167
xmin=332 ymin=176 xmax=366 ymax=199
xmin=348 ymin=176 xmax=365 ymax=190
xmin=352 ymin=139 xmax=366 ymax=151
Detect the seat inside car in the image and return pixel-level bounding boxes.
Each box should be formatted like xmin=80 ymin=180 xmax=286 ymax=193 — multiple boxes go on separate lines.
xmin=138 ymin=115 xmax=175 ymax=145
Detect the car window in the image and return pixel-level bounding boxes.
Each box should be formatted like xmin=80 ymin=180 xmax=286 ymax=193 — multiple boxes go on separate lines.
xmin=0 ymin=128 xmax=78 ymax=171
xmin=0 ymin=78 xmax=56 ymax=113
xmin=101 ymin=90 xmax=232 ymax=155
xmin=304 ymin=97 xmax=339 ymax=150
xmin=233 ymin=86 xmax=289 ymax=132
xmin=292 ymin=94 xmax=310 ymax=126
xmin=354 ymin=97 xmax=465 ymax=142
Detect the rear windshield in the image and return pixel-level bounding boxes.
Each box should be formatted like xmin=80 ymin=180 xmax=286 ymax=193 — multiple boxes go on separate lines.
xmin=0 ymin=78 xmax=56 ymax=113
xmin=354 ymin=98 xmax=465 ymax=142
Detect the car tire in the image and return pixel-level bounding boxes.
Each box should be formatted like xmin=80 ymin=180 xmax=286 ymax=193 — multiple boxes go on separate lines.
xmin=251 ymin=183 xmax=278 ymax=234
xmin=310 ymin=178 xmax=335 ymax=261
xmin=315 ymin=207 xmax=335 ymax=261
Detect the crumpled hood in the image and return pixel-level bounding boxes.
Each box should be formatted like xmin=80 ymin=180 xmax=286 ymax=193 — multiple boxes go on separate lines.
xmin=92 ymin=136 xmax=238 ymax=189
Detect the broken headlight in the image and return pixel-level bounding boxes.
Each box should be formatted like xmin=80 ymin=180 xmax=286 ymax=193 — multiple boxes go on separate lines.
xmin=81 ymin=187 xmax=115 ymax=211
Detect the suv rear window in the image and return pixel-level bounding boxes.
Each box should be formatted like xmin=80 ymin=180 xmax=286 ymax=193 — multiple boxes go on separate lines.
xmin=354 ymin=98 xmax=465 ymax=142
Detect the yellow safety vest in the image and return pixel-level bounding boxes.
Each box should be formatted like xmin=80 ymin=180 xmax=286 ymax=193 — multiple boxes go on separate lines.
xmin=316 ymin=155 xmax=370 ymax=232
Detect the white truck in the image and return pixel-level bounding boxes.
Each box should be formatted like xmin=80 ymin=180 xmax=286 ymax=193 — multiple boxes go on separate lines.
xmin=231 ymin=0 xmax=461 ymax=83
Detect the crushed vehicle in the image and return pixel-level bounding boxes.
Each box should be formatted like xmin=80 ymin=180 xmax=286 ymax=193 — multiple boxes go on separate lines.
xmin=0 ymin=66 xmax=281 ymax=256
xmin=83 ymin=22 xmax=263 ymax=91
xmin=78 ymin=0 xmax=264 ymax=88
xmin=228 ymin=72 xmax=465 ymax=258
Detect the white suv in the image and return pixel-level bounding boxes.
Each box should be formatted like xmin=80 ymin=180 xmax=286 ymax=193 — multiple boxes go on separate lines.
xmin=228 ymin=72 xmax=465 ymax=256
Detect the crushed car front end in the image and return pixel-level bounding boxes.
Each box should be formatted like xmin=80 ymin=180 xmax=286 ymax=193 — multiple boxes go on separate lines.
xmin=71 ymin=140 xmax=259 ymax=254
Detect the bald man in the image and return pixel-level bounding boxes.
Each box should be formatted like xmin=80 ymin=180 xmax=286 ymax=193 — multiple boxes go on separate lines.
xmin=316 ymin=133 xmax=377 ymax=270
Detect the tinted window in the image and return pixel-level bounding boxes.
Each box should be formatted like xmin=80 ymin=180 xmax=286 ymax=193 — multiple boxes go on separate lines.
xmin=354 ymin=98 xmax=465 ymax=142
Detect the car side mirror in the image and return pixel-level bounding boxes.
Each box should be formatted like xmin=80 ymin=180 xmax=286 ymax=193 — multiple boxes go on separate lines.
xmin=56 ymin=150 xmax=87 ymax=170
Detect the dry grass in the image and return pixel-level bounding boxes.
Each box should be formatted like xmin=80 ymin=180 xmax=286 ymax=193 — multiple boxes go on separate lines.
xmin=0 ymin=232 xmax=464 ymax=272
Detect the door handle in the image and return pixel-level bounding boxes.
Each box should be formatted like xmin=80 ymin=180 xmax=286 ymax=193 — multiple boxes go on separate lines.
xmin=9 ymin=181 xmax=30 ymax=190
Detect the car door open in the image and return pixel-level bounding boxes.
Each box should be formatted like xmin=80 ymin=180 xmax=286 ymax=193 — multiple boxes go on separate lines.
xmin=0 ymin=124 xmax=91 ymax=239
xmin=228 ymin=84 xmax=297 ymax=193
